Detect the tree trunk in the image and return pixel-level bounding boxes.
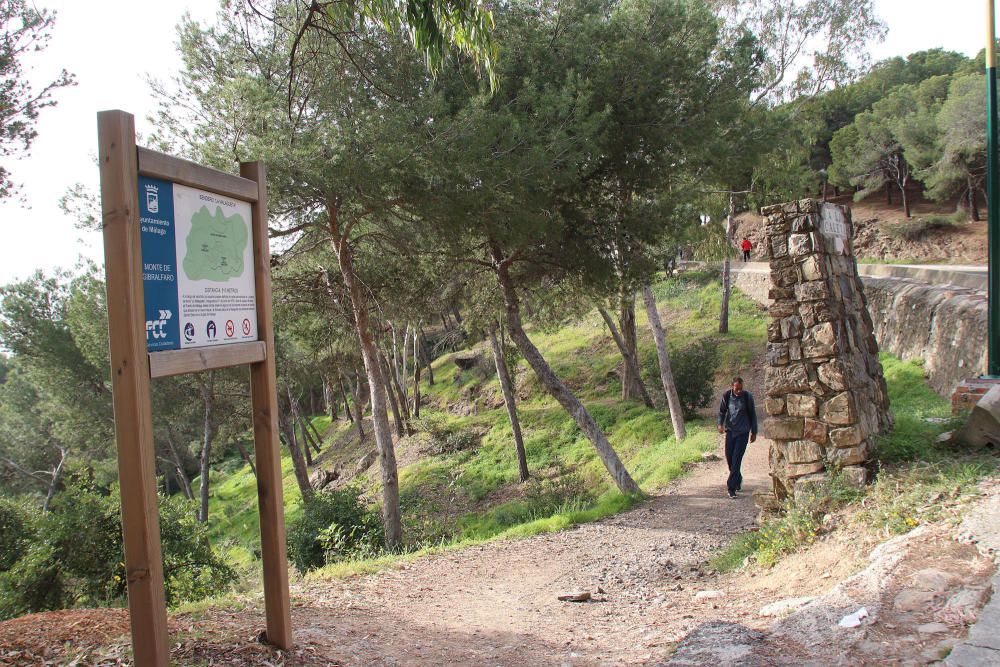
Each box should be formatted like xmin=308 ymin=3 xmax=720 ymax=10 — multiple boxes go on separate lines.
xmin=287 ymin=387 xmax=314 ymax=467
xmin=380 ymin=350 xmax=406 ymax=438
xmin=383 ymin=343 xmax=412 ymax=428
xmin=196 ymin=372 xmax=217 ymax=523
xmin=412 ymin=327 xmax=422 ymax=418
xmin=597 ymin=305 xmax=655 ymax=408
xmin=488 ymin=322 xmax=529 ymax=482
xmin=165 ymin=424 xmax=194 ymax=500
xmin=492 ymin=246 xmax=639 ymax=495
xmin=280 ymin=409 xmax=314 ymax=503
xmin=329 ymin=205 xmax=402 ymax=550
xmin=339 ymin=374 xmax=363 ymax=438
xmin=323 ymin=374 xmax=338 ymax=422
xmin=719 ymin=193 xmax=734 ymax=335
xmin=971 ymin=185 xmax=981 ymax=222
xmin=43 ymin=446 xmax=67 ymax=513
xmin=402 ymin=324 xmax=411 ymax=410
xmin=886 ymin=182 xmax=892 ymax=205
xmin=617 ymin=297 xmax=647 ymax=402
xmin=234 ymin=438 xmax=257 ymax=477
xmin=900 ymin=181 xmax=911 ymax=218
xmin=641 ymin=286 xmax=687 ymax=441
xmin=418 ymin=325 xmax=435 ymax=385
xmin=452 ymin=305 xmax=463 ymax=324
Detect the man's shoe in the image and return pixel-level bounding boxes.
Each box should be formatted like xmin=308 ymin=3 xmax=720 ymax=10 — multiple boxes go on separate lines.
xmin=728 ymin=490 xmax=737 ymax=499
xmin=736 ymin=485 xmax=742 ymax=492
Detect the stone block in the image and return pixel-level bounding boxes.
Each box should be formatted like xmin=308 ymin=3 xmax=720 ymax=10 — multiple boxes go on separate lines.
xmin=791 ymin=213 xmax=815 ymax=232
xmin=766 ymin=364 xmax=811 ymax=397
xmin=787 ymin=461 xmax=825 ymax=478
xmin=839 ymin=466 xmax=869 ymax=487
xmin=817 ymin=360 xmax=849 ymax=391
xmin=955 ymin=384 xmax=1000 ymax=450
xmin=780 ymin=315 xmax=803 ymax=339
xmin=764 ymin=397 xmax=786 ymax=415
xmin=829 ymin=425 xmax=863 ymax=448
xmin=767 ymin=342 xmax=789 ymax=366
xmin=765 ymin=417 xmax=804 ymax=440
xmin=786 ymin=393 xmax=819 ymax=417
xmin=760 ymin=203 xmax=784 ymax=216
xmin=795 ymin=280 xmax=830 ymax=302
xmin=788 ymin=338 xmax=802 ymax=361
xmin=771 ymin=234 xmax=789 ymax=259
xmin=769 ymin=287 xmax=795 ymax=300
xmin=800 ymin=255 xmax=823 ymax=281
xmin=769 ymin=301 xmax=798 ymax=318
xmin=799 ymin=301 xmax=835 ymax=328
xmin=828 ymin=442 xmax=870 ymax=466
xmin=803 ymin=418 xmax=828 ymax=443
xmin=772 ymin=266 xmax=799 ymax=288
xmin=798 ymin=199 xmax=816 ymax=213
xmin=783 ymin=201 xmax=800 ymax=214
xmin=802 ymin=322 xmax=837 ymax=359
xmin=768 ymin=320 xmax=783 ymax=343
xmin=820 ymin=392 xmax=856 ymax=425
xmin=788 ymin=233 xmax=812 ymax=256
xmin=786 ymin=440 xmax=823 ymax=464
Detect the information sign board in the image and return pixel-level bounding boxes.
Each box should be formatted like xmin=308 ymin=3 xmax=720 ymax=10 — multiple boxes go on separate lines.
xmin=139 ymin=176 xmax=258 ymax=351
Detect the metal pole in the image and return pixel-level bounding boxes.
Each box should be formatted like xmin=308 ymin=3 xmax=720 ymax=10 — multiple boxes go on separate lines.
xmin=987 ymin=0 xmax=1000 ymax=377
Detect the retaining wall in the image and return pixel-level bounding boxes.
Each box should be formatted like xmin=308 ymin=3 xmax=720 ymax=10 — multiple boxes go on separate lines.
xmin=729 ymin=264 xmax=988 ymax=398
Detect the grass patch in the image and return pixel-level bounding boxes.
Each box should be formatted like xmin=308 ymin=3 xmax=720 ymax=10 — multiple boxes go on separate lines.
xmin=879 ymin=212 xmax=962 ymax=242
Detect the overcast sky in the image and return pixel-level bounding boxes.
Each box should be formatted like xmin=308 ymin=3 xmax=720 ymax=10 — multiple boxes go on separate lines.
xmin=0 ymin=0 xmax=986 ymax=287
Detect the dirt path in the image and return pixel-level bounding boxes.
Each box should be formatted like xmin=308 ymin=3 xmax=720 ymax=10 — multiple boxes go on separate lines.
xmin=271 ymin=436 xmax=773 ymax=666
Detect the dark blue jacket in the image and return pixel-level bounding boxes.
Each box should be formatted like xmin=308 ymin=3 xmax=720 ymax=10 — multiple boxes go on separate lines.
xmin=718 ymin=389 xmax=758 ymax=436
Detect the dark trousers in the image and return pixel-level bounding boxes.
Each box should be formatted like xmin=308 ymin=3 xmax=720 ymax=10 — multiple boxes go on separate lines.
xmin=742 ymin=250 xmax=751 ymax=261
xmin=725 ymin=430 xmax=750 ymax=492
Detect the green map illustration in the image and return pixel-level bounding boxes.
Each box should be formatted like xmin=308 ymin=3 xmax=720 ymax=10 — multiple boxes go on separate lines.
xmin=182 ymin=206 xmax=248 ymax=281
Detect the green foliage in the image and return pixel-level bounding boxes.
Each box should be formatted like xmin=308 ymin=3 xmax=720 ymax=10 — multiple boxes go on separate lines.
xmin=0 ymin=497 xmax=31 ymax=571
xmin=0 ymin=483 xmax=236 ymax=620
xmin=287 ymin=487 xmax=384 ymax=573
xmin=415 ymin=413 xmax=480 ymax=455
xmin=875 ymin=355 xmax=957 ymax=462
xmin=0 ymin=0 xmax=75 ymax=198
xmin=671 ymin=338 xmax=720 ymax=419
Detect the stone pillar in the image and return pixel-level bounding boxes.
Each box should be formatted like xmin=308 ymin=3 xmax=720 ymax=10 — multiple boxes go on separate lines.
xmin=758 ymin=199 xmax=892 ymax=503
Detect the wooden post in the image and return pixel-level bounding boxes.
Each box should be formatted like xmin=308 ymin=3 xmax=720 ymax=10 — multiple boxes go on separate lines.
xmin=242 ymin=161 xmax=293 ymax=648
xmin=97 ymin=110 xmax=170 ymax=667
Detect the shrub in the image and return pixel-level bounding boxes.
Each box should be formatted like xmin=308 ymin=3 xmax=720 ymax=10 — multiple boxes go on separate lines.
xmin=0 ymin=482 xmax=236 ymax=620
xmin=286 ymin=486 xmax=383 ymax=572
xmin=671 ymin=338 xmax=719 ymax=419
xmin=880 ymin=215 xmax=957 ymax=242
xmin=0 ymin=497 xmax=32 ymax=571
xmin=415 ymin=413 xmax=480 ymax=455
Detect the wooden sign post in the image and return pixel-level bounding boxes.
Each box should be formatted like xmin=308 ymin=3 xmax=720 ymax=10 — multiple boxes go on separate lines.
xmin=97 ymin=110 xmax=292 ymax=666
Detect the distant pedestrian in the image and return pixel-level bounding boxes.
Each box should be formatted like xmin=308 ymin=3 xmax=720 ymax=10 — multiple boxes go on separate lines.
xmin=740 ymin=237 xmax=752 ymax=262
xmin=717 ymin=377 xmax=758 ymax=499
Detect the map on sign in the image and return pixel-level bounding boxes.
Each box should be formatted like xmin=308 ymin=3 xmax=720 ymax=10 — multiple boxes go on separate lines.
xmin=139 ymin=176 xmax=258 ymax=351
xmin=183 ymin=206 xmax=249 ymax=281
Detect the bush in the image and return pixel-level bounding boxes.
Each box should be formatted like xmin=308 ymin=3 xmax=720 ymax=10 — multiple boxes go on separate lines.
xmin=0 ymin=482 xmax=236 ymax=620
xmin=880 ymin=215 xmax=957 ymax=242
xmin=671 ymin=338 xmax=719 ymax=419
xmin=0 ymin=497 xmax=32 ymax=571
xmin=415 ymin=413 xmax=480 ymax=455
xmin=287 ymin=486 xmax=383 ymax=572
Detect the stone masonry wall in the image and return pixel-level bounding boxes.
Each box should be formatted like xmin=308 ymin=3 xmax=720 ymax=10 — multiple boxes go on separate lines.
xmin=760 ymin=200 xmax=893 ymax=501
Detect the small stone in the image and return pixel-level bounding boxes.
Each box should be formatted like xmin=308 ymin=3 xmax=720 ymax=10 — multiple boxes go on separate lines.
xmin=759 ymin=597 xmax=814 ymax=617
xmin=558 ymin=591 xmax=592 ymax=602
xmin=694 ymin=590 xmax=725 ymax=599
xmin=894 ymin=588 xmax=938 ymax=612
xmin=786 ymin=394 xmax=819 ymax=417
xmin=916 ymin=623 xmax=949 ymax=634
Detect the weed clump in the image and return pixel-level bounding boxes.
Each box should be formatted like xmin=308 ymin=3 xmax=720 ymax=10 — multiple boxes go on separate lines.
xmin=287 ymin=486 xmax=384 ymax=572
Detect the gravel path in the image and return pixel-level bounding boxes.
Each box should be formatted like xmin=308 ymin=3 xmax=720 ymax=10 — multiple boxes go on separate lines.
xmin=279 ymin=435 xmax=771 ymax=666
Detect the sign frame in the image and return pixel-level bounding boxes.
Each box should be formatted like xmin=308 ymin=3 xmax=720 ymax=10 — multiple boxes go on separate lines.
xmin=98 ymin=110 xmax=292 ymax=666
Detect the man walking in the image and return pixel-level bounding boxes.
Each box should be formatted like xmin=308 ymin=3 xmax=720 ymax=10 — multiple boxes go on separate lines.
xmin=740 ymin=237 xmax=753 ymax=262
xmin=717 ymin=377 xmax=757 ymax=499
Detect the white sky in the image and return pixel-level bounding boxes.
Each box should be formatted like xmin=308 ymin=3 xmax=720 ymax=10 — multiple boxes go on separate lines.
xmin=0 ymin=0 xmax=987 ymax=287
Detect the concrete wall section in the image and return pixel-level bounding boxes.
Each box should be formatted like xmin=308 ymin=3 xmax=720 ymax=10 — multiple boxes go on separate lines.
xmin=730 ymin=267 xmax=987 ymax=398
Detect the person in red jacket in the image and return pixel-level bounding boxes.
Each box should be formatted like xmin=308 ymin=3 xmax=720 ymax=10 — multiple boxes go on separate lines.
xmin=740 ymin=237 xmax=752 ymax=262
